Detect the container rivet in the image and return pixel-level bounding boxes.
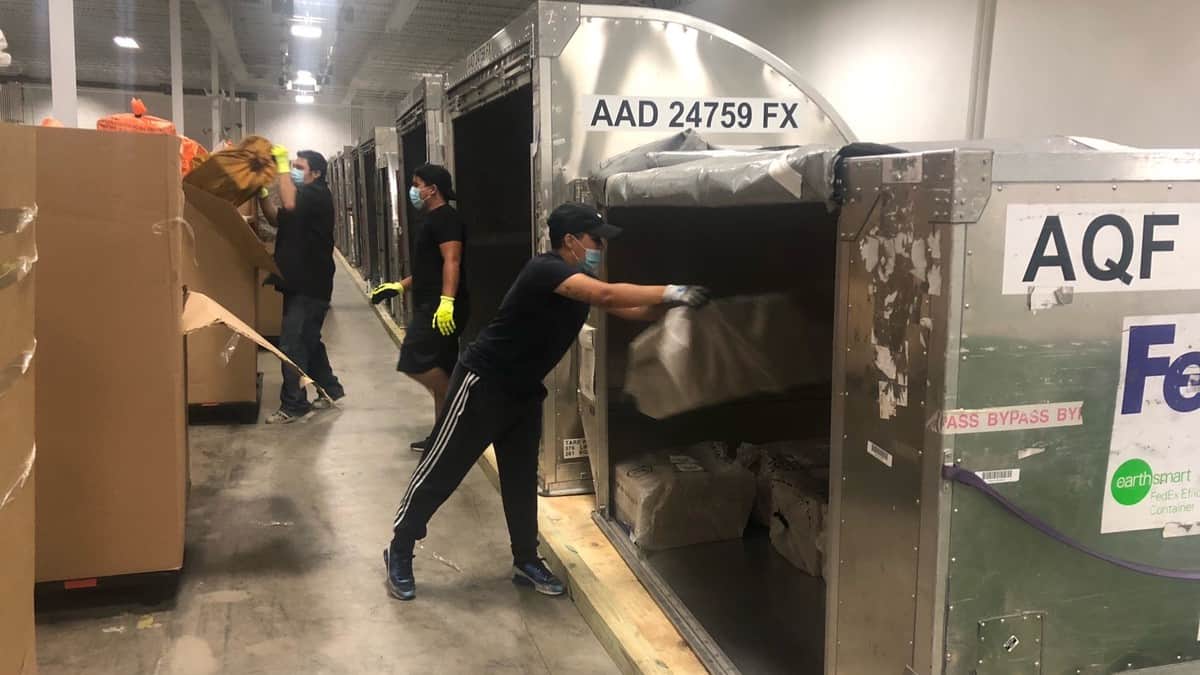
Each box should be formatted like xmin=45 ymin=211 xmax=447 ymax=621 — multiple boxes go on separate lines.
xmin=997 ymin=186 xmax=1004 ymax=192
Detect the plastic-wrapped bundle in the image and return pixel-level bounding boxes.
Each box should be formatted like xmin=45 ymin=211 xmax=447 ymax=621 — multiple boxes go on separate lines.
xmin=624 ymin=293 xmax=832 ymax=419
xmin=736 ymin=439 xmax=830 ymax=527
xmin=768 ymin=471 xmax=828 ymax=577
xmin=613 ymin=442 xmax=755 ymax=550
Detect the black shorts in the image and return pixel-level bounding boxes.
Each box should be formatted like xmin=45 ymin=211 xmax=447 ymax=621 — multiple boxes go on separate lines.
xmin=397 ymin=315 xmax=461 ymax=375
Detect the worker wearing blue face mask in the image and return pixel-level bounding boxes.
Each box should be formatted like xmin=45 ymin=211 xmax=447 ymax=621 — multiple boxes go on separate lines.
xmin=369 ymin=164 xmax=470 ymax=451
xmin=258 ymin=147 xmax=345 ymax=424
xmin=383 ymin=202 xmax=709 ymax=602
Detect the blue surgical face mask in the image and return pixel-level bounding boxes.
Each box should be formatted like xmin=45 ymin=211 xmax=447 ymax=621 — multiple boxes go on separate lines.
xmin=581 ymin=247 xmax=603 ymax=276
xmin=290 ymin=167 xmax=305 ymax=184
xmin=408 ymin=186 xmax=424 ymax=209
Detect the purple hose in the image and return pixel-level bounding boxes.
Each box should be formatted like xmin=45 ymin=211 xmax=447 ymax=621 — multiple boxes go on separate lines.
xmin=942 ymin=464 xmax=1200 ymax=581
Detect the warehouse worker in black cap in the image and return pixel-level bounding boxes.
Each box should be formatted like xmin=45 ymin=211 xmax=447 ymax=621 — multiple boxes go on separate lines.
xmin=383 ymin=202 xmax=710 ymax=601
xmin=370 ymin=164 xmax=470 ymax=451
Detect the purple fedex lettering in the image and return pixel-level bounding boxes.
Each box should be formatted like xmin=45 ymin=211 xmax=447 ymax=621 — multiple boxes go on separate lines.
xmin=1123 ymin=324 xmax=1200 ymax=414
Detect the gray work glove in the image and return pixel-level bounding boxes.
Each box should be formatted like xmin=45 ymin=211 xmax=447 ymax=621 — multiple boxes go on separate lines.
xmin=662 ymin=285 xmax=711 ymax=309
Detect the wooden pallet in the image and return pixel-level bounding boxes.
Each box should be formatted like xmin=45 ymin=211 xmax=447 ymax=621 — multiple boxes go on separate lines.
xmin=35 ymin=569 xmax=181 ymax=612
xmin=478 ymin=449 xmax=706 ymax=675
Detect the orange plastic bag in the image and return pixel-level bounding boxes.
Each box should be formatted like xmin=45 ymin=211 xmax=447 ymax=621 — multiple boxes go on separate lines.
xmin=95 ymin=98 xmax=210 ymax=177
xmin=180 ymin=137 xmax=210 ymax=176
xmin=96 ymin=97 xmax=176 ymax=134
xmin=183 ymin=136 xmax=277 ymax=206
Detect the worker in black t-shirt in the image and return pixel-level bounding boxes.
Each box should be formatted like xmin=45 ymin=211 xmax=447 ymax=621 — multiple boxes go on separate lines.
xmin=383 ymin=202 xmax=709 ymax=601
xmin=260 ymin=147 xmax=345 ymax=424
xmin=370 ymin=164 xmax=470 ymax=451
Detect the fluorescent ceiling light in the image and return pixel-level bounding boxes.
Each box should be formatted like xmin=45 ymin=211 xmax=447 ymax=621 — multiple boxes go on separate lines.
xmin=113 ymin=36 xmax=140 ymax=49
xmin=295 ymin=94 xmax=314 ymax=104
xmin=290 ymin=24 xmax=321 ymax=39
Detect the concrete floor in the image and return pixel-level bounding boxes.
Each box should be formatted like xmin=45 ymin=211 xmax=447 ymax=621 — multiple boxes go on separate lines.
xmin=35 ymin=263 xmax=618 ymax=675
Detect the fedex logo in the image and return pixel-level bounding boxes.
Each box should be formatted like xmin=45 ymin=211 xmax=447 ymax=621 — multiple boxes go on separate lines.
xmin=1121 ymin=323 xmax=1200 ymax=414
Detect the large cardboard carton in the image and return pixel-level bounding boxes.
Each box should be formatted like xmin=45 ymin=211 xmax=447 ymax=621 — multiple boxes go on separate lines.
xmin=256 ymin=241 xmax=283 ymax=339
xmin=182 ymin=185 xmax=277 ymax=408
xmin=33 ymin=127 xmax=190 ymax=582
xmin=0 ymin=123 xmax=39 ymax=674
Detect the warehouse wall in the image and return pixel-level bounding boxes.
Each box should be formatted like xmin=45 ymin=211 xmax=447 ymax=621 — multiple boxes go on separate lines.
xmin=18 ymin=84 xmax=394 ymax=158
xmin=984 ymin=0 xmax=1200 ymax=147
xmin=681 ymin=0 xmax=1200 ymax=147
xmin=680 ymin=0 xmax=979 ymax=142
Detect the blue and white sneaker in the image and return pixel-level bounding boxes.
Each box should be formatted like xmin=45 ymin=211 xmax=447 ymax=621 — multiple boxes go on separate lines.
xmin=512 ymin=559 xmax=565 ymax=596
xmin=383 ymin=545 xmax=416 ymax=601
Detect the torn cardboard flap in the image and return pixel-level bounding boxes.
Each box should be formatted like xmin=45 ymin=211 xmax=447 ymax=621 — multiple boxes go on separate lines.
xmin=183 ymin=184 xmax=279 ymax=275
xmin=182 ymin=290 xmax=321 ymax=394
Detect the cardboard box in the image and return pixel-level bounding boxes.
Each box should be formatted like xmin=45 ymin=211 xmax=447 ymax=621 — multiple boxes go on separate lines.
xmin=257 ymin=241 xmax=283 ymax=339
xmin=0 ymin=123 xmax=39 ymax=674
xmin=33 ymin=127 xmax=190 ymax=582
xmin=614 ymin=442 xmax=755 ymax=550
xmin=182 ymin=185 xmax=277 ymax=407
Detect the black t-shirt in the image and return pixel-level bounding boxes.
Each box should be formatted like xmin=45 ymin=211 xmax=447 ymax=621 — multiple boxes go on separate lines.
xmin=274 ymin=182 xmax=336 ymax=301
xmin=411 ymin=204 xmax=469 ymax=316
xmin=462 ymin=253 xmax=589 ymax=395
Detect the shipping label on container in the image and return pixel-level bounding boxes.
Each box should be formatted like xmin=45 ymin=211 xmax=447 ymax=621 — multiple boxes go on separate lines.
xmin=562 ymin=437 xmax=588 ymax=461
xmin=581 ymin=95 xmax=810 ymax=134
xmin=1101 ymin=313 xmax=1200 ymax=533
xmin=1002 ymin=204 xmax=1200 ymax=294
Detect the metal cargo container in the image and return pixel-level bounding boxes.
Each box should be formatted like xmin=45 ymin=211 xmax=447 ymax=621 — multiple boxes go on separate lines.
xmin=585 ymin=137 xmax=1200 ymax=674
xmin=831 ymin=141 xmax=1200 ymax=675
xmin=372 ymin=126 xmax=403 ymax=305
xmin=444 ymin=0 xmax=853 ymax=496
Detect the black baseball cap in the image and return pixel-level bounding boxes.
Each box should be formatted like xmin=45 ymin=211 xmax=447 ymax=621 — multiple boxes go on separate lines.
xmin=549 ymin=202 xmax=622 ymax=243
xmin=413 ymin=163 xmax=456 ymax=201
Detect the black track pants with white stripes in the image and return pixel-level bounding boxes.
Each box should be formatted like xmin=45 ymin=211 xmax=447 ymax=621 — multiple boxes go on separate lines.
xmin=392 ymin=364 xmax=542 ymax=564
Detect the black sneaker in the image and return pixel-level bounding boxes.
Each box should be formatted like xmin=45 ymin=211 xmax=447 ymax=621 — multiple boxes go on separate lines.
xmin=383 ymin=544 xmax=416 ymax=601
xmin=512 ymin=559 xmax=565 ymax=596
xmin=410 ymin=437 xmax=430 ymax=453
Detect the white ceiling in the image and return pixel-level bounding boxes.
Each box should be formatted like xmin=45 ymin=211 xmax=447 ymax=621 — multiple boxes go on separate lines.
xmin=0 ymin=0 xmax=547 ymax=106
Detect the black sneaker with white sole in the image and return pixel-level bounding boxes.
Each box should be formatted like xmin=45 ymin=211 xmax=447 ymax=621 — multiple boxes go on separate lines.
xmin=512 ymin=559 xmax=565 ymax=596
xmin=383 ymin=544 xmax=416 ymax=601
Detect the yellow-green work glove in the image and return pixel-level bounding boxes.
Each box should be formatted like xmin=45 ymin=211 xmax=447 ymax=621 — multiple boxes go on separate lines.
xmin=370 ymin=281 xmax=405 ymax=305
xmin=270 ymin=144 xmax=290 ymax=174
xmin=433 ymin=295 xmax=456 ymax=336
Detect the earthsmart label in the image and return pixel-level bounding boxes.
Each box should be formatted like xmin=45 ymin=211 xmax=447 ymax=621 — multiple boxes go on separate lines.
xmin=1101 ymin=313 xmax=1200 ymax=533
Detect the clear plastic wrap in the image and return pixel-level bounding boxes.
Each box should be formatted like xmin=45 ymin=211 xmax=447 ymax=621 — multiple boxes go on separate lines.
xmin=624 ymin=293 xmax=833 ymax=419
